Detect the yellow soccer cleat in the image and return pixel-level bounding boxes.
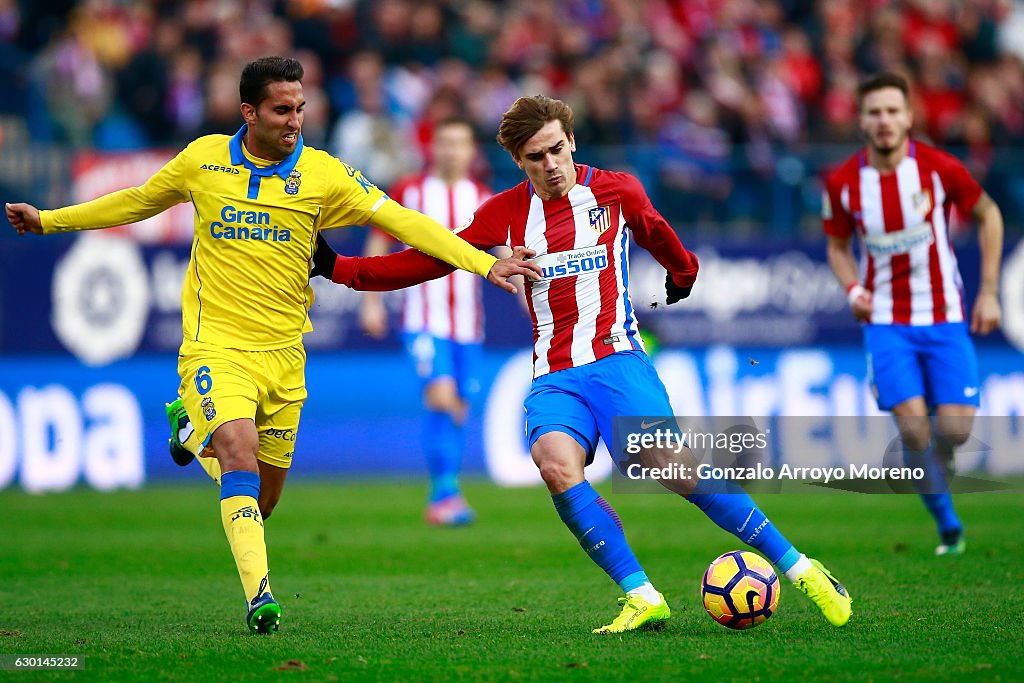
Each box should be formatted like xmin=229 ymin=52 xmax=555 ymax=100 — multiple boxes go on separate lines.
xmin=794 ymin=559 xmax=852 ymax=627
xmin=592 ymin=593 xmax=671 ymax=634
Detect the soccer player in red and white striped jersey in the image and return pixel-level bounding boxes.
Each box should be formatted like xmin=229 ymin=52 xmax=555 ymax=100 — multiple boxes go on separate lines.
xmin=823 ymin=73 xmax=1004 ymax=556
xmin=358 ymin=117 xmax=492 ymax=526
xmin=315 ymin=95 xmax=853 ymax=632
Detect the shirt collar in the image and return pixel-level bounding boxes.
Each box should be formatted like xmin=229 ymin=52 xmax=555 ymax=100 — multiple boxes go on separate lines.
xmin=229 ymin=124 xmax=303 ymax=179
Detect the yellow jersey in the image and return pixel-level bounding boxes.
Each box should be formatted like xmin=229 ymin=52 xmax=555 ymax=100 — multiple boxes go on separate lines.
xmin=40 ymin=126 xmax=497 ymax=350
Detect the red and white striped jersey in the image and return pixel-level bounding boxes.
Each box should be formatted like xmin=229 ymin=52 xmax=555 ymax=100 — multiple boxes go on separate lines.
xmin=388 ymin=174 xmax=490 ymax=342
xmin=341 ymin=165 xmax=699 ymax=378
xmin=822 ymin=141 xmax=983 ymax=325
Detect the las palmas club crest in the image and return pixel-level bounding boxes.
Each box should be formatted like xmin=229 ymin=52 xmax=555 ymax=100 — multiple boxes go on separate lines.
xmin=284 ymin=170 xmax=301 ymax=195
xmin=588 ymin=205 xmax=611 ymax=233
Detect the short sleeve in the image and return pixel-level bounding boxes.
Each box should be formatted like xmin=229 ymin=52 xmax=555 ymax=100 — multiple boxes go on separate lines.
xmin=822 ymin=172 xmax=854 ymax=238
xmin=933 ymin=151 xmax=983 ymax=217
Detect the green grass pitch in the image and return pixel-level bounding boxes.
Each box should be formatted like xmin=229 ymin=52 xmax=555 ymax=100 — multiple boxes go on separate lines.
xmin=2 ymin=480 xmax=1022 ymax=682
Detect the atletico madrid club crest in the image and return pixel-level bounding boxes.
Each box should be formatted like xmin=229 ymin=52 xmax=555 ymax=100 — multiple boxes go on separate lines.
xmin=912 ymin=189 xmax=932 ymax=218
xmin=284 ymin=170 xmax=301 ymax=195
xmin=588 ymin=205 xmax=611 ymax=233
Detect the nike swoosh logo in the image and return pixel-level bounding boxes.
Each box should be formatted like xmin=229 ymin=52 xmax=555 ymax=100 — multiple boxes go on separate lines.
xmin=964 ymin=387 xmax=979 ymax=397
xmin=640 ymin=419 xmax=667 ymax=429
xmin=579 ymin=526 xmax=596 ymax=541
xmin=736 ymin=509 xmax=755 ymax=533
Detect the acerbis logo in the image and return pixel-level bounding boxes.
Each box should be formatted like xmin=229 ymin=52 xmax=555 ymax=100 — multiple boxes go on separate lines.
xmin=200 ymin=164 xmax=240 ymax=174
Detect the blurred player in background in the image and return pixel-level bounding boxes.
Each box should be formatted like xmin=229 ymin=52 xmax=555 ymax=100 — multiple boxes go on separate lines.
xmin=359 ymin=117 xmax=492 ymax=526
xmin=6 ymin=56 xmax=538 ymax=634
xmin=823 ymin=73 xmax=1004 ymax=556
xmin=313 ymin=95 xmax=852 ymax=633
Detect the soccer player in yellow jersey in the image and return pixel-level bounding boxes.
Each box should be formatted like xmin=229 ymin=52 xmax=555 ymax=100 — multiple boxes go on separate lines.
xmin=6 ymin=56 xmax=539 ymax=634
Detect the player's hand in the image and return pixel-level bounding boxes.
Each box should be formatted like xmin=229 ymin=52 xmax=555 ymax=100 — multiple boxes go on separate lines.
xmin=487 ymin=246 xmax=541 ymax=294
xmin=309 ymin=233 xmax=337 ymax=279
xmin=665 ymin=272 xmax=695 ymax=305
xmin=360 ymin=297 xmax=389 ymax=339
xmin=847 ymin=284 xmax=872 ymax=322
xmin=971 ymin=291 xmax=1001 ymax=335
xmin=6 ymin=202 xmax=42 ymax=235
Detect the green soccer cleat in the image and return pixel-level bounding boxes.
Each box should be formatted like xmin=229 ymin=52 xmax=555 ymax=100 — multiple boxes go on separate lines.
xmin=794 ymin=559 xmax=852 ymax=627
xmin=592 ymin=593 xmax=671 ymax=634
xmin=165 ymin=398 xmax=195 ymax=467
xmin=246 ymin=593 xmax=282 ymax=634
xmin=936 ymin=533 xmax=967 ymax=557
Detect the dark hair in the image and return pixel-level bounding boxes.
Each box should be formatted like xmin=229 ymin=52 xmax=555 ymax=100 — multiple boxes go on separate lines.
xmin=239 ymin=57 xmax=304 ymax=107
xmin=857 ymin=73 xmax=909 ymax=110
xmin=496 ymin=95 xmax=575 ymax=158
xmin=434 ymin=115 xmax=476 ymax=136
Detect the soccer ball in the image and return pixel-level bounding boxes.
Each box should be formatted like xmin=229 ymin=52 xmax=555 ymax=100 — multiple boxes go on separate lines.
xmin=701 ymin=550 xmax=779 ymax=629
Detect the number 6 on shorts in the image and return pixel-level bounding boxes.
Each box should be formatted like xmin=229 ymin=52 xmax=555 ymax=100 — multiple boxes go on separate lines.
xmin=195 ymin=366 xmax=213 ymax=395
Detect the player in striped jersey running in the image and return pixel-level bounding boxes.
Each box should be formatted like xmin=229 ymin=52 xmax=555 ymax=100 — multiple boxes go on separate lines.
xmin=823 ymin=73 xmax=1005 ymax=556
xmin=313 ymin=95 xmax=852 ymax=633
xmin=359 ymin=117 xmax=492 ymax=526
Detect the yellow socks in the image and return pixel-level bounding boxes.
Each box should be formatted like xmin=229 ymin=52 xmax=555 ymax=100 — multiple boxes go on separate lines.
xmin=219 ymin=471 xmax=271 ymax=604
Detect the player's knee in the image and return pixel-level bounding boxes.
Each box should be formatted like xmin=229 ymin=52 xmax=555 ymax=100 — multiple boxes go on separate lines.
xmin=212 ymin=426 xmax=260 ymax=472
xmin=937 ymin=417 xmax=974 ymax=448
xmin=937 ymin=424 xmax=971 ymax=447
xmin=424 ymin=381 xmax=460 ymax=412
xmin=899 ymin=428 xmax=931 ymax=453
xmin=535 ymin=456 xmax=582 ymax=491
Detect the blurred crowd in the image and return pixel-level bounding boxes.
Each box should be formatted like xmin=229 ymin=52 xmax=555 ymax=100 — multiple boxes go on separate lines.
xmin=3 ymin=0 xmax=1024 ymax=230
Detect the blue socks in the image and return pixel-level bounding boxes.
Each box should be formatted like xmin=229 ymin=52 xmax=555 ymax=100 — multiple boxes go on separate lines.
xmin=424 ymin=409 xmax=463 ymax=503
xmin=904 ymin=444 xmax=962 ymax=540
xmin=552 ymin=481 xmax=648 ymax=592
xmin=688 ymin=477 xmax=800 ymax=573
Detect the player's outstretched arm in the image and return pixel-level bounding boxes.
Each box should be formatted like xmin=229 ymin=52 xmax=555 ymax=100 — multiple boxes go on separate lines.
xmin=365 ymin=200 xmax=540 ymax=293
xmin=8 ymin=147 xmax=189 ymax=235
xmin=971 ymin=192 xmax=1003 ymax=335
xmin=6 ymin=202 xmax=42 ymax=235
xmin=312 ymin=234 xmax=537 ymax=294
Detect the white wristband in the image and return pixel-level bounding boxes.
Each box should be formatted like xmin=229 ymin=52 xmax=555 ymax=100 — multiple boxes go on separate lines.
xmin=847 ymin=284 xmax=868 ymax=307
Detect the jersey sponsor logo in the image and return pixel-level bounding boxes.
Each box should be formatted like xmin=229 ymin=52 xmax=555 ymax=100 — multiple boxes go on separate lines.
xmin=531 ymin=245 xmax=610 ymax=280
xmin=199 ymin=163 xmax=240 ymax=175
xmin=588 ymin=205 xmax=611 ymax=233
xmin=210 ymin=205 xmax=292 ymax=242
xmin=265 ymin=428 xmax=296 ymax=441
xmin=284 ymin=170 xmax=301 ymax=196
xmin=863 ymin=222 xmax=934 ymax=256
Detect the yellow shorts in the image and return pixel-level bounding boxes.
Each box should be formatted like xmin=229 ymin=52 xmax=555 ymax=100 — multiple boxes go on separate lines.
xmin=177 ymin=339 xmax=306 ymax=469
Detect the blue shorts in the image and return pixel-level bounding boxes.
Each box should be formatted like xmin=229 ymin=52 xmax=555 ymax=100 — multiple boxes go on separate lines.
xmin=864 ymin=322 xmax=980 ymax=411
xmin=524 ymin=350 xmax=675 ymax=466
xmin=402 ymin=332 xmax=481 ymax=398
